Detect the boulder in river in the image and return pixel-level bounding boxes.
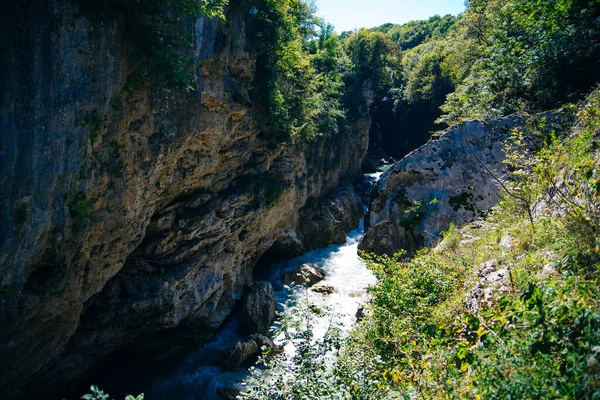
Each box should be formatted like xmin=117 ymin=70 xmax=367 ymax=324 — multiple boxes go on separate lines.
xmin=281 ymin=263 xmax=326 ymax=286
xmin=311 ymin=285 xmax=335 ymax=295
xmin=240 ymin=282 xmax=276 ymax=336
xmin=222 ymin=334 xmax=275 ymax=369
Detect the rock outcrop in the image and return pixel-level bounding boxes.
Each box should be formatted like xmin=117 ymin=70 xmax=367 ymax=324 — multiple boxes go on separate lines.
xmin=311 ymin=285 xmax=335 ymax=295
xmin=221 ymin=334 xmax=275 ymax=369
xmin=0 ymin=2 xmax=370 ymax=398
xmin=360 ymin=113 xmax=569 ymax=256
xmin=281 ymin=263 xmax=326 ymax=286
xmin=217 ymin=388 xmax=242 ymax=400
xmin=297 ymin=186 xmax=364 ymax=250
xmin=239 ymin=282 xmax=276 ymax=336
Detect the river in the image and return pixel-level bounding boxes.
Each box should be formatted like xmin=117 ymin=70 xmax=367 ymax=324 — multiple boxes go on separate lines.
xmin=143 ymin=172 xmax=383 ymax=400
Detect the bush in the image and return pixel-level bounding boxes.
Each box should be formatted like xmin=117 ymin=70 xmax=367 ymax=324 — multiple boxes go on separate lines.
xmin=69 ymin=193 xmax=92 ymax=219
xmin=75 ymin=111 xmax=104 ymax=141
xmin=81 ymin=385 xmax=143 ymax=400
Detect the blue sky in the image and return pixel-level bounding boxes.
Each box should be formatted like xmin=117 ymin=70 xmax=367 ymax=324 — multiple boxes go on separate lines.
xmin=315 ymin=0 xmax=466 ymax=32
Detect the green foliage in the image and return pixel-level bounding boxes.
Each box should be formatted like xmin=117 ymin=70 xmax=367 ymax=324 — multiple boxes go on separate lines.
xmin=373 ymin=15 xmax=458 ymax=51
xmin=437 ymin=223 xmax=461 ymax=252
xmin=69 ymin=193 xmax=92 ymax=219
xmin=448 ymin=191 xmax=475 ymax=213
xmin=81 ymin=385 xmax=143 ymax=400
xmin=240 ymin=294 xmax=347 ymax=399
xmin=111 ymin=98 xmax=123 ymax=111
xmin=394 ymin=195 xmax=437 ymax=230
xmin=342 ymin=18 xmax=454 ymax=156
xmin=438 ymin=0 xmax=600 ymax=125
xmin=76 ymin=0 xmax=228 ymax=89
xmin=240 ymin=91 xmax=600 ymax=399
xmin=343 ymin=0 xmax=599 ymax=149
xmin=309 ymin=23 xmax=351 ymax=137
xmin=398 ymin=200 xmax=427 ymax=230
xmin=124 ymin=72 xmax=145 ymax=96
xmin=75 ymin=111 xmax=104 ymax=141
xmin=343 ymin=28 xmax=403 ymax=95
xmin=404 ymin=44 xmax=451 ymax=105
xmin=248 ymin=0 xmax=351 ymax=142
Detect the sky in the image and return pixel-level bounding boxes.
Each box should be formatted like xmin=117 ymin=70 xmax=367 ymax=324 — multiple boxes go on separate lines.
xmin=315 ymin=0 xmax=466 ymax=32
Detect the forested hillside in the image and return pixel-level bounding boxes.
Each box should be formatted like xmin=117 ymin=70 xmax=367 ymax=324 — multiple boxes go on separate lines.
xmin=240 ymin=0 xmax=600 ymax=157
xmin=343 ymin=0 xmax=600 ymax=157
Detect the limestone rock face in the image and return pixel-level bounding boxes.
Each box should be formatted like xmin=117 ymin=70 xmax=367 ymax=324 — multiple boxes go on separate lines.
xmin=0 ymin=2 xmax=369 ymax=398
xmin=360 ymin=113 xmax=568 ymax=256
xmin=298 ymin=186 xmax=364 ymax=250
xmin=240 ymin=282 xmax=276 ymax=336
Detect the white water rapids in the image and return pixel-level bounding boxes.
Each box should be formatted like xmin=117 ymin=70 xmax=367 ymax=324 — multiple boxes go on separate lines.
xmin=144 ymin=172 xmax=383 ymax=400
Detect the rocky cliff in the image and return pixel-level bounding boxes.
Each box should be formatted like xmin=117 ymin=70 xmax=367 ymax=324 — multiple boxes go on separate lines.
xmin=360 ymin=112 xmax=569 ymax=256
xmin=0 ymin=1 xmax=370 ymax=398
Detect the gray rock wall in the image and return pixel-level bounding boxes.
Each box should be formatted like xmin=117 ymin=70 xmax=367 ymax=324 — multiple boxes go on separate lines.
xmin=0 ymin=1 xmax=369 ymax=398
xmin=360 ymin=112 xmax=568 ymax=256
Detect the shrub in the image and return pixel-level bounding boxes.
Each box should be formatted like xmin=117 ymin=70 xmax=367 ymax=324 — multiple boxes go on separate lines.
xmin=75 ymin=111 xmax=104 ymax=141
xmin=81 ymin=385 xmax=143 ymax=400
xmin=69 ymin=194 xmax=92 ymax=219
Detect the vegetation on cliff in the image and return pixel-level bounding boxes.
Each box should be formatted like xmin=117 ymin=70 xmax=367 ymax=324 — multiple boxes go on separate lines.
xmin=247 ymin=0 xmax=351 ymax=141
xmin=345 ymin=0 xmax=600 ymax=155
xmin=75 ymin=0 xmax=599 ymax=150
xmin=237 ymin=0 xmax=600 ymax=154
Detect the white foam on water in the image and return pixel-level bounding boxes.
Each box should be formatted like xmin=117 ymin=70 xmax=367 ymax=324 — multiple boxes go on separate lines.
xmin=147 ymin=172 xmax=382 ymax=399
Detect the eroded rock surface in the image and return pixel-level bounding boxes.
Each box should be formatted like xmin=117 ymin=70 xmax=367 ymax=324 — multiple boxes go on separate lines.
xmin=222 ymin=334 xmax=274 ymax=369
xmin=281 ymin=263 xmax=326 ymax=286
xmin=311 ymin=285 xmax=335 ymax=295
xmin=0 ymin=2 xmax=370 ymax=398
xmin=239 ymin=282 xmax=276 ymax=336
xmin=360 ymin=113 xmax=569 ymax=256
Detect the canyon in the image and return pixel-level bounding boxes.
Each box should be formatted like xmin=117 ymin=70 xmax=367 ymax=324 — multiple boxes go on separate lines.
xmin=2 ymin=0 xmax=597 ymax=398
xmin=0 ymin=1 xmax=369 ymax=398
